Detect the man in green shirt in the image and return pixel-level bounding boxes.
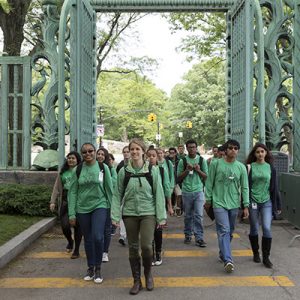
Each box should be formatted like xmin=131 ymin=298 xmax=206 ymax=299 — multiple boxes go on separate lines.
xmin=177 ymin=139 xmax=208 ymax=247
xmin=205 ymin=139 xmax=249 ymax=273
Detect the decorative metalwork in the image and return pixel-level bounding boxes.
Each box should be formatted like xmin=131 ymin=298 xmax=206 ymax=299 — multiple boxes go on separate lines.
xmin=0 ymin=56 xmax=31 ymax=169
xmin=31 ymin=0 xmax=70 ymax=150
xmin=261 ymin=0 xmax=294 ymax=151
xmin=58 ymin=0 xmax=96 ymax=164
xmin=225 ymin=12 xmax=232 ymax=142
xmin=293 ymin=0 xmax=300 ymax=171
xmin=91 ymin=0 xmax=235 ymax=12
xmin=230 ymin=0 xmax=254 ymax=159
xmin=70 ymin=0 xmax=97 ymax=150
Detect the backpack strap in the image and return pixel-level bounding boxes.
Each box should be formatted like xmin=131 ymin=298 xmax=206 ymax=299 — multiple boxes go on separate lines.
xmin=159 ymin=165 xmax=165 ymax=187
xmin=122 ymin=164 xmax=153 ymax=199
xmin=76 ymin=163 xmax=83 ymax=178
xmin=76 ymin=161 xmax=105 ymax=178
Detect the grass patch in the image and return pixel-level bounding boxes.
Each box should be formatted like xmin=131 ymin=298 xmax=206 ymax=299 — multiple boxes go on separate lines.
xmin=0 ymin=214 xmax=43 ymax=246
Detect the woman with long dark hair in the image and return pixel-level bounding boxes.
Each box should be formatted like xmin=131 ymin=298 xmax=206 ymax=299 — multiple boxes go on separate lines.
xmin=68 ymin=143 xmax=113 ymax=283
xmin=246 ymin=143 xmax=282 ymax=268
xmin=50 ymin=151 xmax=82 ymax=258
xmin=96 ymin=147 xmax=117 ymax=263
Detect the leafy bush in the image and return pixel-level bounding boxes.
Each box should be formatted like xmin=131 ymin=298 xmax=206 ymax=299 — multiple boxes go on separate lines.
xmin=0 ymin=184 xmax=53 ymax=216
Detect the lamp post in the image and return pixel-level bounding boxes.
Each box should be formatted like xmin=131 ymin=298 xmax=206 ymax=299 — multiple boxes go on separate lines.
xmin=156 ymin=121 xmax=161 ymax=147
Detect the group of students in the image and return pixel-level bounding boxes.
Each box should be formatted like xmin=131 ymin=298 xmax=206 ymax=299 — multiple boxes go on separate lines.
xmin=49 ymin=137 xmax=281 ymax=295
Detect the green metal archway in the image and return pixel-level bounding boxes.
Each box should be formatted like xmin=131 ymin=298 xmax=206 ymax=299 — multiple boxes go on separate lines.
xmin=57 ymin=0 xmax=265 ymax=164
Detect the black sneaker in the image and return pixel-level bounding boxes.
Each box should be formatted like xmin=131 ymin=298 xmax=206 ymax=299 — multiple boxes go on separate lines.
xmin=154 ymin=252 xmax=162 ymax=266
xmin=94 ymin=267 xmax=103 ymax=284
xmin=224 ymin=261 xmax=234 ymax=273
xmin=195 ymin=240 xmax=207 ymax=248
xmin=184 ymin=236 xmax=192 ymax=244
xmin=66 ymin=241 xmax=74 ymax=253
xmin=118 ymin=238 xmax=126 ymax=246
xmin=83 ymin=267 xmax=94 ymax=281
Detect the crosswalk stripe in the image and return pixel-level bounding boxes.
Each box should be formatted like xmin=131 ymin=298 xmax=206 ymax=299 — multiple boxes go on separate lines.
xmin=26 ymin=249 xmax=253 ymax=259
xmin=0 ymin=276 xmax=293 ymax=288
xmin=163 ymin=233 xmax=240 ymax=239
xmin=164 ymin=250 xmax=252 ymax=257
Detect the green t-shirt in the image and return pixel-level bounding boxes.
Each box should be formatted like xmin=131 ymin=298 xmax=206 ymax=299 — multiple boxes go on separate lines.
xmin=61 ymin=169 xmax=75 ymax=190
xmin=205 ymin=158 xmax=249 ymax=209
xmin=158 ymin=159 xmax=174 ymax=192
xmin=68 ymin=162 xmax=113 ymax=219
xmin=251 ymin=162 xmax=271 ymax=203
xmin=177 ymin=155 xmax=208 ymax=193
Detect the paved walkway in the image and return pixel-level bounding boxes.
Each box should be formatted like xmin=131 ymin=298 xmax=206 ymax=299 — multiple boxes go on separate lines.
xmin=1 ymin=214 xmax=300 ymax=299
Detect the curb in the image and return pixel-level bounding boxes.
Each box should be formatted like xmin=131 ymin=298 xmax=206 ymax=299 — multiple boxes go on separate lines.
xmin=0 ymin=217 xmax=57 ymax=269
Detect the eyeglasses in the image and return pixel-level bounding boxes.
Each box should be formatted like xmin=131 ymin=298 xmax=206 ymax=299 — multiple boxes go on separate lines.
xmin=82 ymin=149 xmax=94 ymax=154
xmin=228 ymin=146 xmax=239 ymax=151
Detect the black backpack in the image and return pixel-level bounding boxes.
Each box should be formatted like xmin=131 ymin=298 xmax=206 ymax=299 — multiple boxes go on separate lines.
xmin=122 ymin=164 xmax=154 ymax=199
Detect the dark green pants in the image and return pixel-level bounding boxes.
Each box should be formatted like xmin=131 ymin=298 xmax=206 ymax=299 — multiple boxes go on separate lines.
xmin=123 ymin=215 xmax=156 ymax=259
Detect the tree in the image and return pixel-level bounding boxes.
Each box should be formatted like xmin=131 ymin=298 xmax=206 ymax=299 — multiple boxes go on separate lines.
xmin=165 ymin=58 xmax=226 ymax=148
xmin=0 ymin=0 xmax=32 ymax=55
xmin=166 ymin=12 xmax=226 ymax=62
xmin=97 ymin=70 xmax=168 ymax=144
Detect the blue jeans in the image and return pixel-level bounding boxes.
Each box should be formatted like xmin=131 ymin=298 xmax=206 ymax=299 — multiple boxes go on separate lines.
xmin=103 ymin=208 xmax=112 ymax=253
xmin=214 ymin=207 xmax=239 ymax=264
xmin=182 ymin=191 xmax=205 ymax=241
xmin=77 ymin=208 xmax=107 ymax=267
xmin=249 ymin=200 xmax=272 ymax=238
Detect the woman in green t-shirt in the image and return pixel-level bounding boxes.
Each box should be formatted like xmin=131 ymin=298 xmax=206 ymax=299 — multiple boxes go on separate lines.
xmin=50 ymin=151 xmax=82 ymax=259
xmin=246 ymin=143 xmax=282 ymax=268
xmin=68 ymin=143 xmax=113 ymax=284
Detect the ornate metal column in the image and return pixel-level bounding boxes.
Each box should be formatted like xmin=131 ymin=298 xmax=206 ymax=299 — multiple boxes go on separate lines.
xmin=31 ymin=0 xmax=63 ymax=151
xmin=261 ymin=0 xmax=293 ymax=152
xmin=293 ymin=0 xmax=300 ymax=171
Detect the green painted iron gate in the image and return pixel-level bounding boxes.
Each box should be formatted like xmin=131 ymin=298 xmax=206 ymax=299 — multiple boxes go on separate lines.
xmin=56 ymin=0 xmax=258 ymax=165
xmin=58 ymin=0 xmax=96 ymax=163
xmin=230 ymin=0 xmax=254 ymax=159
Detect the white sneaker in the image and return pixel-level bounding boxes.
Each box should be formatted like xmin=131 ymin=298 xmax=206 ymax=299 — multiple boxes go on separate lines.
xmin=102 ymin=252 xmax=109 ymax=262
xmin=154 ymin=259 xmax=162 ymax=266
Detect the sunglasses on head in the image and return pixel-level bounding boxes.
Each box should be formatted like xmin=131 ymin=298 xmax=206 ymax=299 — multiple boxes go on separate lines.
xmin=82 ymin=149 xmax=94 ymax=154
xmin=228 ymin=146 xmax=239 ymax=151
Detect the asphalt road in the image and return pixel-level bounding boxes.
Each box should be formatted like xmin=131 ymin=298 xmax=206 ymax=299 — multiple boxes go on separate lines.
xmin=1 ymin=213 xmax=300 ymax=300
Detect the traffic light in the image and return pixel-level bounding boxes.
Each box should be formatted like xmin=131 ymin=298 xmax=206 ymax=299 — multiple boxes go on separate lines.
xmin=186 ymin=121 xmax=193 ymax=128
xmin=148 ymin=113 xmax=157 ymax=122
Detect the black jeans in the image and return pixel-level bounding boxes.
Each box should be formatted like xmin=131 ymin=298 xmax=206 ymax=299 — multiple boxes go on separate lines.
xmin=60 ymin=191 xmax=82 ymax=253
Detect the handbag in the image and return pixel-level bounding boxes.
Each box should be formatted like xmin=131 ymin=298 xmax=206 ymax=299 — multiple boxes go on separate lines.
xmin=205 ymin=204 xmax=215 ymax=221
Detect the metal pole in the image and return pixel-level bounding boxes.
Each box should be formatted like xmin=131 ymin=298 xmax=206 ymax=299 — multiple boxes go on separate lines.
xmin=157 ymin=121 xmax=160 ymax=147
xmin=99 ymin=106 xmax=103 ymax=147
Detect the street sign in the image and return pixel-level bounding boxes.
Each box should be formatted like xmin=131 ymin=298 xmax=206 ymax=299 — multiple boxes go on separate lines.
xmin=156 ymin=133 xmax=161 ymax=141
xmin=178 ymin=132 xmax=183 ymax=137
xmin=97 ymin=124 xmax=105 ymax=137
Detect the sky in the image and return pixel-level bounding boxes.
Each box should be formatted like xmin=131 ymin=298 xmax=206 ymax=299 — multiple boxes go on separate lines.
xmin=120 ymin=14 xmax=193 ymax=96
xmin=0 ymin=14 xmax=192 ymax=96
